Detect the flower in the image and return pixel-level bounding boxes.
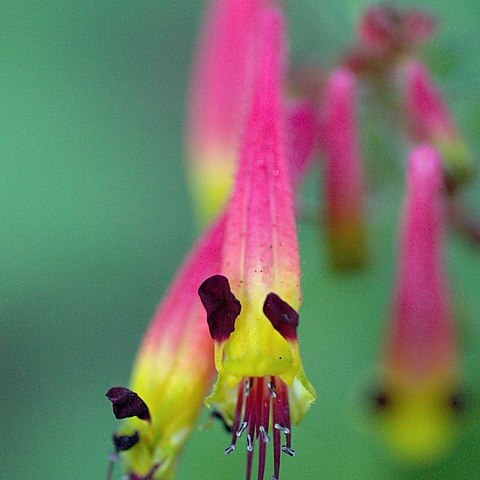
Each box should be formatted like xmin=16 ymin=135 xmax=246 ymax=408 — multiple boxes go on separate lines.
xmin=321 ymin=67 xmax=367 ymax=269
xmin=370 ymin=145 xmax=462 ymax=462
xmin=198 ymin=7 xmax=315 ymax=480
xmin=186 ymin=0 xmax=317 ymax=224
xmin=345 ymin=4 xmax=436 ymax=75
xmin=106 ymin=214 xmax=225 ymax=479
xmin=186 ymin=0 xmax=267 ymax=224
xmin=401 ymin=59 xmax=474 ymax=189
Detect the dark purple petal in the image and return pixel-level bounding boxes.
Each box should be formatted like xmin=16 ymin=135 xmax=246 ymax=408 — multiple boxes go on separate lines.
xmin=198 ymin=275 xmax=241 ymax=342
xmin=112 ymin=431 xmax=140 ymax=451
xmin=263 ymin=293 xmax=298 ymax=340
xmin=106 ymin=387 xmax=150 ymax=421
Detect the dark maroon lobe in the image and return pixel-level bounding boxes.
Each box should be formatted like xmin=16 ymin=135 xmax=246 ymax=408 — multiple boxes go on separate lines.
xmin=263 ymin=293 xmax=299 ymax=340
xmin=106 ymin=387 xmax=151 ymax=421
xmin=198 ymin=275 xmax=241 ymax=342
xmin=112 ymin=431 xmax=140 ymax=451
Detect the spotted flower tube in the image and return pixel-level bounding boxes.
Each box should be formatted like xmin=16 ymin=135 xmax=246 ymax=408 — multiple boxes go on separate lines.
xmin=371 ymin=145 xmax=462 ymax=462
xmin=198 ymin=7 xmax=315 ymax=480
xmin=106 ymin=215 xmax=225 ymax=479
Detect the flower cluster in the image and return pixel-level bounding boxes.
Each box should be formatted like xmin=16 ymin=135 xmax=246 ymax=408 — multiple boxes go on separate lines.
xmin=105 ymin=2 xmax=475 ymax=478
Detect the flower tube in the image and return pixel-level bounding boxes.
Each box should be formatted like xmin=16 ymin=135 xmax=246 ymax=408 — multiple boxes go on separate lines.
xmin=187 ymin=0 xmax=266 ymax=224
xmin=370 ymin=145 xmax=462 ymax=462
xmin=107 ymin=214 xmax=225 ymax=479
xmin=322 ymin=67 xmax=367 ymax=269
xmin=198 ymin=8 xmax=315 ymax=480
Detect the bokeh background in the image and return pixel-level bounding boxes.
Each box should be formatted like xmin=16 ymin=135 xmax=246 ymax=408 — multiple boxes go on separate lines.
xmin=2 ymin=1 xmax=480 ymax=479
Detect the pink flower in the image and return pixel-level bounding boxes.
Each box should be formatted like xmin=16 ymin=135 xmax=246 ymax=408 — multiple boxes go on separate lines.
xmin=107 ymin=215 xmax=225 ymax=479
xmin=372 ymin=145 xmax=462 ymax=462
xmin=401 ymin=59 xmax=474 ymax=188
xmin=321 ymin=67 xmax=367 ymax=269
xmin=198 ymin=8 xmax=314 ymax=480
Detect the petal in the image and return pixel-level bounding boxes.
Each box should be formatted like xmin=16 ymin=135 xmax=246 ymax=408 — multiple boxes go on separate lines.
xmin=198 ymin=274 xmax=241 ymax=342
xmin=106 ymin=387 xmax=150 ymax=421
xmin=263 ymin=292 xmax=299 ymax=341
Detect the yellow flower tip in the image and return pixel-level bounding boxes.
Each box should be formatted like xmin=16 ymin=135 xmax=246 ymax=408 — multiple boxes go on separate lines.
xmin=106 ymin=380 xmax=197 ymax=479
xmin=326 ymin=217 xmax=368 ymax=270
xmin=188 ymin=152 xmax=235 ymax=225
xmin=367 ymin=372 xmax=464 ymax=463
xmin=435 ymin=136 xmax=475 ymax=190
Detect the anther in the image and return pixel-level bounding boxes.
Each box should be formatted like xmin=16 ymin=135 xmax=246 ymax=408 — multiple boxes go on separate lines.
xmin=236 ymin=421 xmax=248 ymax=437
xmin=268 ymin=382 xmax=277 ymax=398
xmin=246 ymin=434 xmax=254 ymax=452
xmin=224 ymin=444 xmax=236 ymax=455
xmin=274 ymin=423 xmax=291 ymax=435
xmin=259 ymin=426 xmax=270 ymax=443
xmin=245 ymin=379 xmax=251 ymax=396
xmin=108 ymin=452 xmax=119 ymax=463
xmin=281 ymin=445 xmax=296 ymax=457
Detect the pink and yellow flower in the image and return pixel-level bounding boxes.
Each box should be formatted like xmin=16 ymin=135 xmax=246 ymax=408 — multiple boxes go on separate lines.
xmin=372 ymin=145 xmax=462 ymax=462
xmin=186 ymin=0 xmax=267 ymax=223
xmin=321 ymin=67 xmax=367 ymax=269
xmin=401 ymin=59 xmax=474 ymax=188
xmin=107 ymin=215 xmax=225 ymax=479
xmin=198 ymin=7 xmax=315 ymax=479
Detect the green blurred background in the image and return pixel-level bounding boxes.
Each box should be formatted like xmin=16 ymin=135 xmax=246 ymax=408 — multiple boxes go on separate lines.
xmin=2 ymin=1 xmax=480 ymax=479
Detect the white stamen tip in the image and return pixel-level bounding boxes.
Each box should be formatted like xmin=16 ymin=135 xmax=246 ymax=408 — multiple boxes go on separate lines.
xmin=259 ymin=426 xmax=270 ymax=443
xmin=274 ymin=423 xmax=290 ymax=434
xmin=224 ymin=445 xmax=236 ymax=455
xmin=236 ymin=421 xmax=248 ymax=437
xmin=246 ymin=434 xmax=254 ymax=452
xmin=282 ymin=445 xmax=296 ymax=457
xmin=268 ymin=382 xmax=277 ymax=398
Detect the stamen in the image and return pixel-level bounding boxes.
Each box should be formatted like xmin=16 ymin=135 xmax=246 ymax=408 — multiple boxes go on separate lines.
xmin=229 ymin=380 xmax=245 ymax=450
xmin=259 ymin=426 xmax=270 ymax=443
xmin=268 ymin=382 xmax=277 ymax=398
xmin=245 ymin=379 xmax=251 ymax=396
xmin=236 ymin=421 xmax=248 ymax=437
xmin=106 ymin=453 xmax=118 ymax=480
xmin=246 ymin=434 xmax=254 ymax=452
xmin=226 ymin=376 xmax=293 ymax=480
xmin=225 ymin=445 xmax=236 ymax=455
xmin=274 ymin=423 xmax=290 ymax=435
xmin=281 ymin=446 xmax=296 ymax=457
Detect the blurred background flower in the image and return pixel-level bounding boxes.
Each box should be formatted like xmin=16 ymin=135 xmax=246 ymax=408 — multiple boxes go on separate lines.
xmin=2 ymin=1 xmax=480 ymax=479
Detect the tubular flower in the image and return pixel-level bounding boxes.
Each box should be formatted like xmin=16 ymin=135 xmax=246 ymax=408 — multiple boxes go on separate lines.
xmin=107 ymin=215 xmax=225 ymax=479
xmin=321 ymin=68 xmax=367 ymax=269
xmin=401 ymin=59 xmax=474 ymax=189
xmin=198 ymin=8 xmax=315 ymax=480
xmin=371 ymin=145 xmax=462 ymax=462
xmin=186 ymin=0 xmax=266 ymax=224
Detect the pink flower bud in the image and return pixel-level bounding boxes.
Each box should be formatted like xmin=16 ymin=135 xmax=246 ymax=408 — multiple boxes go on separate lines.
xmin=372 ymin=145 xmax=462 ymax=462
xmin=402 ymin=59 xmax=474 ymax=188
xmin=321 ymin=67 xmax=367 ymax=269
